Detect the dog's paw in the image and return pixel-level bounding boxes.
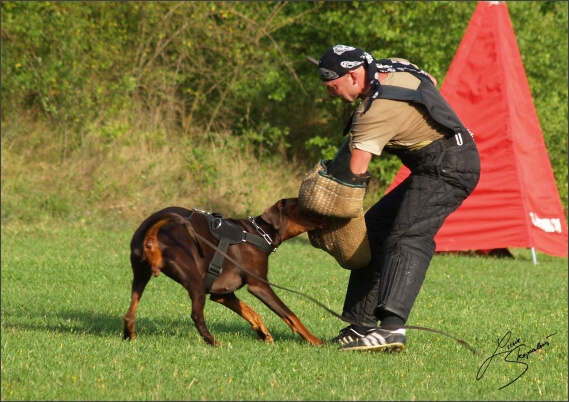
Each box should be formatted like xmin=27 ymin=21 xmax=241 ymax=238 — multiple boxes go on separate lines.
xmin=256 ymin=332 xmax=274 ymax=343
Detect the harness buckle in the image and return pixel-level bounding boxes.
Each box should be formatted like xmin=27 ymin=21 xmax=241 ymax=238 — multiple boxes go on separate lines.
xmin=208 ymin=263 xmax=223 ymax=277
xmin=455 ymin=132 xmax=464 ymax=146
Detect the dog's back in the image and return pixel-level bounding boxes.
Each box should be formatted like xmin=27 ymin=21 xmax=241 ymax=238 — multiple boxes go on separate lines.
xmin=130 ymin=206 xmax=193 ymax=262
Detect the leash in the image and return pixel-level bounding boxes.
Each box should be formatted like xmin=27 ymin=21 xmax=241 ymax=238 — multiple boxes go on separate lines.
xmin=186 ymin=222 xmax=481 ymax=355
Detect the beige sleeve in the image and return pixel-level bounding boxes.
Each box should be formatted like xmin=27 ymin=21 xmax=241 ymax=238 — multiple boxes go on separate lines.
xmin=349 ymin=100 xmax=402 ymax=156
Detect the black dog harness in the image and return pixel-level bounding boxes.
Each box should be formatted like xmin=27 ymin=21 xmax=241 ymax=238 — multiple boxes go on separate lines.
xmin=195 ymin=210 xmax=276 ymax=291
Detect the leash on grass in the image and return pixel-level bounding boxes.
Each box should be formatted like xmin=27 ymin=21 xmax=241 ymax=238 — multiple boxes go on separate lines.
xmin=191 ymin=229 xmax=481 ymax=356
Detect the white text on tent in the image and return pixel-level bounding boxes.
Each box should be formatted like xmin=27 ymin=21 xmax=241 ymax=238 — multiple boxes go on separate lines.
xmin=529 ymin=212 xmax=562 ymax=234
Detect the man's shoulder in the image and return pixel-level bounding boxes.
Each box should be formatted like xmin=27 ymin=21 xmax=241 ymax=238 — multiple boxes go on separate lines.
xmin=383 ymin=71 xmax=421 ymax=90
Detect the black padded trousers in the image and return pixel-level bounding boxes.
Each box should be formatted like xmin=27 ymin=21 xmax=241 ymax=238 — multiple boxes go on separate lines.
xmin=341 ymin=135 xmax=480 ymax=326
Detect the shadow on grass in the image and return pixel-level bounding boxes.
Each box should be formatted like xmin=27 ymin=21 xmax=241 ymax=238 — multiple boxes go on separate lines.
xmin=3 ymin=307 xmax=308 ymax=344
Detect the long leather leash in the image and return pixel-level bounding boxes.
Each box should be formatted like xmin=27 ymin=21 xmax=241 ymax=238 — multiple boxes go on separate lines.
xmin=187 ymin=222 xmax=481 ymax=355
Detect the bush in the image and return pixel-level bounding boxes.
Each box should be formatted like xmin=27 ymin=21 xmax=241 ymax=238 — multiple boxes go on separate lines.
xmin=2 ymin=2 xmax=566 ymax=217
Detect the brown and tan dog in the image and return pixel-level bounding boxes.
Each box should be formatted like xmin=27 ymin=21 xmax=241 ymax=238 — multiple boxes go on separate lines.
xmin=123 ymin=198 xmax=327 ymax=346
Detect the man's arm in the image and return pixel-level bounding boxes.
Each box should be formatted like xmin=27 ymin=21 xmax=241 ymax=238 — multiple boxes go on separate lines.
xmin=350 ymin=148 xmax=373 ymax=175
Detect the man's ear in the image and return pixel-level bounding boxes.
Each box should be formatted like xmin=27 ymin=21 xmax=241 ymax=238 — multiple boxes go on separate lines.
xmin=348 ymin=69 xmax=359 ymax=85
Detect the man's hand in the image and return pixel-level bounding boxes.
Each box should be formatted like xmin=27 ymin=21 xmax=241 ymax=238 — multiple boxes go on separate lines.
xmin=327 ymin=161 xmax=371 ymax=186
xmin=427 ymin=73 xmax=438 ymax=87
xmin=351 ymin=171 xmax=372 ymax=186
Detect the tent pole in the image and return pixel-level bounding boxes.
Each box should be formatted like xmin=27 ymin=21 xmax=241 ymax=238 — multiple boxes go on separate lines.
xmin=531 ymin=247 xmax=538 ymax=265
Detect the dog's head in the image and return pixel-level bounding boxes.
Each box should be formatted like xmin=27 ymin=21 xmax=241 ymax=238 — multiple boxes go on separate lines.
xmin=261 ymin=198 xmax=328 ymax=245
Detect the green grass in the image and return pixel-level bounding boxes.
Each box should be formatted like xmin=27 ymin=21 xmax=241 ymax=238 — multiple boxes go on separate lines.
xmin=1 ymin=221 xmax=567 ymax=400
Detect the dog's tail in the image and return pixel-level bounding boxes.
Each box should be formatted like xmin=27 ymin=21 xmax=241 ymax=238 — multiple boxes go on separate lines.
xmin=141 ymin=212 xmax=203 ymax=277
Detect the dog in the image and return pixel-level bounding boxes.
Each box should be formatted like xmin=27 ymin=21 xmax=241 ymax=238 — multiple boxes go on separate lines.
xmin=123 ymin=198 xmax=328 ymax=346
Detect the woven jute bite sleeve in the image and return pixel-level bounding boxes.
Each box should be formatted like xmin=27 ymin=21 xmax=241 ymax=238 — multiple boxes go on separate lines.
xmin=298 ymin=160 xmax=371 ymax=270
xmin=308 ymin=213 xmax=371 ymax=270
xmin=298 ymin=160 xmax=366 ymax=219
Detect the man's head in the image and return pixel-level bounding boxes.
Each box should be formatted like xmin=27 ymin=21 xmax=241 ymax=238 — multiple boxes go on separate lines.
xmin=318 ymin=45 xmax=373 ymax=103
xmin=318 ymin=45 xmax=369 ymax=82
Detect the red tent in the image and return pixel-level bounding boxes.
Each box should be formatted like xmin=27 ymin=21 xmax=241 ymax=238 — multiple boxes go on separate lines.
xmin=387 ymin=1 xmax=568 ymax=259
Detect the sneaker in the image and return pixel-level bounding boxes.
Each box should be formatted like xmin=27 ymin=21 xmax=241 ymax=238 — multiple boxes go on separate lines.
xmin=328 ymin=325 xmax=377 ymax=346
xmin=338 ymin=327 xmax=406 ymax=352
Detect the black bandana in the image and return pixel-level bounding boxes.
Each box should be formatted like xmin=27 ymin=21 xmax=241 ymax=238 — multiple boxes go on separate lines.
xmin=318 ymin=45 xmax=432 ymax=113
xmin=319 ymin=45 xmax=367 ymax=81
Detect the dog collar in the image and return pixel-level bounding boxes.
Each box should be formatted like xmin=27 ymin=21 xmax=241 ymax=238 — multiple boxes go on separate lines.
xmin=248 ymin=216 xmax=277 ymax=252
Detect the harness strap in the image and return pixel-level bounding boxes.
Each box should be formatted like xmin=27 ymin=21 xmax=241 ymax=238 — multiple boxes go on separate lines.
xmin=242 ymin=232 xmax=274 ymax=254
xmin=379 ymin=85 xmax=423 ymax=102
xmin=207 ymin=215 xmax=274 ymax=253
xmin=343 ymin=72 xmax=466 ymax=137
xmin=343 ymin=86 xmax=422 ymax=136
xmin=204 ymin=236 xmax=231 ymax=291
xmin=198 ymin=211 xmax=274 ymax=292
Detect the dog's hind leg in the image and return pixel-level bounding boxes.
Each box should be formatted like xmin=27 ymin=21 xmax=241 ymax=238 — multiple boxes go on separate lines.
xmin=186 ymin=288 xmax=220 ymax=346
xmin=168 ymin=261 xmax=219 ymax=346
xmin=210 ymin=293 xmax=274 ymax=343
xmin=123 ymin=267 xmax=152 ymax=340
xmin=246 ymin=282 xmax=323 ymax=345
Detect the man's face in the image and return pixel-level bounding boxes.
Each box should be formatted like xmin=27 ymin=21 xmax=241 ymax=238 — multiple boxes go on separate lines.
xmin=322 ymin=71 xmax=360 ymax=103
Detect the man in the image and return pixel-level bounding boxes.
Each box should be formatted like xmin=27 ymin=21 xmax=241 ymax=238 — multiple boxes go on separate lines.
xmin=317 ymin=45 xmax=480 ymax=352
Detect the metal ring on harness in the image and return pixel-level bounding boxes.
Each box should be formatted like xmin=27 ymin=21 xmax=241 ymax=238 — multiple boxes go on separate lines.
xmin=212 ymin=217 xmax=222 ymax=230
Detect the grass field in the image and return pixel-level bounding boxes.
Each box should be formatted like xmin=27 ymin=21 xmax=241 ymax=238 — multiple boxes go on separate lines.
xmin=1 ymin=221 xmax=567 ymax=400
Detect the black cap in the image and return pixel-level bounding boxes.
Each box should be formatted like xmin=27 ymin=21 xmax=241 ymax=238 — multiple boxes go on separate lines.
xmin=318 ymin=45 xmax=367 ymax=81
xmin=318 ymin=45 xmax=383 ymax=114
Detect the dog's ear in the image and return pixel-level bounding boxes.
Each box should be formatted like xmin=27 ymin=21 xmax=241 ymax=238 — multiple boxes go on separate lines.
xmin=261 ymin=199 xmax=285 ymax=233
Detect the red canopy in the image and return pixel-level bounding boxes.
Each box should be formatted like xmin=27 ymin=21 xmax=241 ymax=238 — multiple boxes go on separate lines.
xmin=387 ymin=1 xmax=568 ymax=258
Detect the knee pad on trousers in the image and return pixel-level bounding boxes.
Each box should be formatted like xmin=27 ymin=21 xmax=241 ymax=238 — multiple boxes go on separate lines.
xmin=341 ymin=262 xmax=381 ymax=327
xmin=374 ymin=249 xmax=430 ymax=323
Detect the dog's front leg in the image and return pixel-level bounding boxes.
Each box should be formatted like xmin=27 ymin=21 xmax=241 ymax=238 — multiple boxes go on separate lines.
xmin=247 ymin=282 xmax=323 ymax=346
xmin=210 ymin=293 xmax=274 ymax=343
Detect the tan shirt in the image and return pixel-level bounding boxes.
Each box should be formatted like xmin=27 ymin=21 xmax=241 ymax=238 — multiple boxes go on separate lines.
xmin=350 ymin=71 xmax=445 ymax=155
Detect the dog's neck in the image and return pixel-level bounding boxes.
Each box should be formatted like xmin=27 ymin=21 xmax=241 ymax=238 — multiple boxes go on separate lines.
xmin=249 ymin=215 xmax=280 ymax=249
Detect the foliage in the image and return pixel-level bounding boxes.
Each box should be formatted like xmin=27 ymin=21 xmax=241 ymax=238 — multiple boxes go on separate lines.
xmin=1 ymin=1 xmax=567 ymax=214
xmin=1 ymin=1 xmax=317 ymax=155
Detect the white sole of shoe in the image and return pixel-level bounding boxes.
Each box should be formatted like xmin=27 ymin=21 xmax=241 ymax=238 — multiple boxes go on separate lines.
xmin=338 ymin=342 xmax=405 ymax=353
